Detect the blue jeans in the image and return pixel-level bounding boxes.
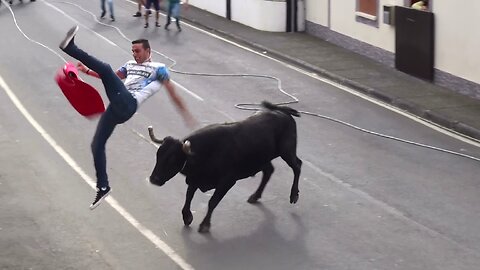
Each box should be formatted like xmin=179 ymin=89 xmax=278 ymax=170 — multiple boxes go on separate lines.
xmin=63 ymin=42 xmax=137 ymax=188
xmin=101 ymin=0 xmax=114 ymax=16
xmin=166 ymin=2 xmax=181 ymax=27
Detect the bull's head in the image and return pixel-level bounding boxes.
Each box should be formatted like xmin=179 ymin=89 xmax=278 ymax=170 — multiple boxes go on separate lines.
xmin=148 ymin=126 xmax=192 ymax=186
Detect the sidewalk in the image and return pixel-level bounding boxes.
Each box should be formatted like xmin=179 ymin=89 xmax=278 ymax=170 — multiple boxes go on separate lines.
xmin=177 ymin=6 xmax=480 ymax=141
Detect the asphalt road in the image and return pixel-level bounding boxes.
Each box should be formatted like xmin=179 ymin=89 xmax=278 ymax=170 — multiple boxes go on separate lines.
xmin=1 ymin=1 xmax=480 ymax=269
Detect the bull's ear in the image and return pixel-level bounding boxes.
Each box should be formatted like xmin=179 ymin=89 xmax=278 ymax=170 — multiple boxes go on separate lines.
xmin=148 ymin=126 xmax=164 ymax=144
xmin=182 ymin=140 xmax=192 ymax=155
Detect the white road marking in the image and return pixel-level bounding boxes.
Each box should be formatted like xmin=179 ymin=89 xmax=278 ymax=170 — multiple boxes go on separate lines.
xmin=0 ymin=75 xmax=195 ymax=270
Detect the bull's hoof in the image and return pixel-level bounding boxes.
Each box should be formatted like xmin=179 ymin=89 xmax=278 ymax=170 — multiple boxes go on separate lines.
xmin=198 ymin=223 xmax=210 ymax=233
xmin=182 ymin=212 xmax=193 ymax=226
xmin=247 ymin=194 xmax=260 ymax=204
xmin=290 ymin=193 xmax=299 ymax=204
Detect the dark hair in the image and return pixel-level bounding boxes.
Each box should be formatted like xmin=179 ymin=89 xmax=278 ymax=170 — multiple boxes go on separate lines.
xmin=132 ymin=39 xmax=150 ymax=50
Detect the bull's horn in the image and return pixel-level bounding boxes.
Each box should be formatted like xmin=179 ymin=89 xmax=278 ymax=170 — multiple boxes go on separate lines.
xmin=148 ymin=126 xmax=163 ymax=144
xmin=182 ymin=140 xmax=192 ymax=155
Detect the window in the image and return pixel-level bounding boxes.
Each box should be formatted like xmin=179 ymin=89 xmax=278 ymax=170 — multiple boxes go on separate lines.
xmin=356 ymin=0 xmax=378 ymax=26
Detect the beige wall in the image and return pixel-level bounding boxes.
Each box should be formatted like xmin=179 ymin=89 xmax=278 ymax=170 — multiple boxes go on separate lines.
xmin=304 ymin=0 xmax=480 ymax=85
xmin=305 ymin=0 xmax=329 ymax=27
xmin=330 ymin=0 xmax=403 ymax=53
xmin=434 ymin=1 xmax=480 ymax=84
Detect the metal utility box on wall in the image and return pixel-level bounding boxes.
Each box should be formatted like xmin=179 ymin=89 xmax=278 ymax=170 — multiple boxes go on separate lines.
xmin=395 ymin=6 xmax=434 ymax=81
xmin=383 ymin=5 xmax=394 ymax=25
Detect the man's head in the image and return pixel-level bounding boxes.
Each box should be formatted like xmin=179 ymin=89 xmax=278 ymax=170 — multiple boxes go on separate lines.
xmin=131 ymin=39 xmax=151 ymax=63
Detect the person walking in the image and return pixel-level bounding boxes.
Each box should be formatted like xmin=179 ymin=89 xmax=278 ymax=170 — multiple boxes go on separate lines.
xmin=165 ymin=0 xmax=188 ymax=31
xmin=133 ymin=0 xmax=145 ymax=17
xmin=59 ymin=25 xmax=196 ymax=209
xmin=144 ymin=0 xmax=161 ymax=28
xmin=100 ymin=0 xmax=115 ymax=21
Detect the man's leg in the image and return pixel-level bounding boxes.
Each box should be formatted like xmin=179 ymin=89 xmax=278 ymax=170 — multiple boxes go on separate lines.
xmin=133 ymin=0 xmax=142 ymax=16
xmin=165 ymin=4 xmax=172 ymax=30
xmin=89 ymin=106 xmax=118 ymax=209
xmin=100 ymin=0 xmax=106 ymax=18
xmin=172 ymin=3 xmax=181 ymax=31
xmin=107 ymin=0 xmax=115 ymax=21
xmin=59 ymin=27 xmax=135 ymax=116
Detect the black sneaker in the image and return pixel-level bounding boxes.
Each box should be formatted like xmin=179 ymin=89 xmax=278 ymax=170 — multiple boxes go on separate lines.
xmin=111 ymin=15 xmax=115 ymax=22
xmin=90 ymin=186 xmax=111 ymax=210
xmin=155 ymin=22 xmax=161 ymax=27
xmin=100 ymin=11 xmax=106 ymax=19
xmin=133 ymin=11 xmax=141 ymax=17
xmin=59 ymin=25 xmax=79 ymax=50
xmin=144 ymin=22 xmax=149 ymax=28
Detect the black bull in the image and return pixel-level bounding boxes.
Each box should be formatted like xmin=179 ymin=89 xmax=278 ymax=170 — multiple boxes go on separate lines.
xmin=148 ymin=101 xmax=302 ymax=233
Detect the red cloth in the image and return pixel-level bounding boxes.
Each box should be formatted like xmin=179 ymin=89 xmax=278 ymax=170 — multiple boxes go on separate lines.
xmin=55 ymin=63 xmax=105 ymax=118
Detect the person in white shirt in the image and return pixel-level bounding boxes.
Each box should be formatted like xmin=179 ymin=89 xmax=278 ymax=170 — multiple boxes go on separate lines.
xmin=59 ymin=25 xmax=196 ymax=209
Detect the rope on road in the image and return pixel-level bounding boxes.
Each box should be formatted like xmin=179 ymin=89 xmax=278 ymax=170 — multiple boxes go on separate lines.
xmin=7 ymin=0 xmax=480 ymax=163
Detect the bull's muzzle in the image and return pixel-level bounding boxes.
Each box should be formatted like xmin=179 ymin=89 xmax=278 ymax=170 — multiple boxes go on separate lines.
xmin=149 ymin=175 xmax=166 ymax=186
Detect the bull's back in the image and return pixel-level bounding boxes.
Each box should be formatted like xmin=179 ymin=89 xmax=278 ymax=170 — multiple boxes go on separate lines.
xmin=185 ymin=111 xmax=297 ymax=180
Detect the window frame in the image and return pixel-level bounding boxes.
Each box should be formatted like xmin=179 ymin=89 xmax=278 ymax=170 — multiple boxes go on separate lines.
xmin=356 ymin=0 xmax=379 ymax=27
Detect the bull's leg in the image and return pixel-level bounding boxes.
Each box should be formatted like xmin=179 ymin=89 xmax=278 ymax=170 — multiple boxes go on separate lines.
xmin=248 ymin=162 xmax=274 ymax=203
xmin=282 ymin=155 xmax=302 ymax=204
xmin=182 ymin=185 xmax=197 ymax=226
xmin=198 ymin=181 xmax=235 ymax=233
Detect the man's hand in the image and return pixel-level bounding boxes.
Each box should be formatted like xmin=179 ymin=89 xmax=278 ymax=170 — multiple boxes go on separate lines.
xmin=76 ymin=62 xmax=88 ymax=73
xmin=164 ymin=80 xmax=198 ymax=129
xmin=182 ymin=110 xmax=198 ymax=130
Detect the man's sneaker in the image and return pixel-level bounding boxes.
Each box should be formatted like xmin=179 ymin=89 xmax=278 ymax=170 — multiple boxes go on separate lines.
xmin=100 ymin=11 xmax=106 ymax=19
xmin=59 ymin=25 xmax=79 ymax=50
xmin=89 ymin=186 xmax=111 ymax=210
xmin=111 ymin=15 xmax=115 ymax=22
xmin=133 ymin=11 xmax=141 ymax=17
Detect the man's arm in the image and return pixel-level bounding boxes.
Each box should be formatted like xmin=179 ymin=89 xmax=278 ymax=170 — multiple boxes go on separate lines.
xmin=76 ymin=62 xmax=126 ymax=79
xmin=163 ymin=79 xmax=197 ymax=128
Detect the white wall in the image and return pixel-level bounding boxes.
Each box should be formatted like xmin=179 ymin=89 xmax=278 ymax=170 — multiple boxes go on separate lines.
xmin=434 ymin=1 xmax=480 ymax=84
xmin=303 ymin=0 xmax=480 ymax=85
xmin=189 ymin=0 xmax=226 ymax=17
xmin=329 ymin=0 xmax=404 ymax=53
xmin=189 ymin=0 xmax=286 ymax=32
xmin=232 ymin=0 xmax=286 ymax=32
xmin=305 ymin=0 xmax=329 ymax=27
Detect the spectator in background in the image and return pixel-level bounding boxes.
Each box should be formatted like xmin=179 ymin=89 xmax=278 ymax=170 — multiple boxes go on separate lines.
xmin=165 ymin=0 xmax=188 ymax=32
xmin=144 ymin=0 xmax=161 ymax=28
xmin=411 ymin=0 xmax=428 ymax=11
xmin=3 ymin=0 xmax=36 ymax=5
xmin=133 ymin=0 xmax=145 ymax=17
xmin=100 ymin=0 xmax=115 ymax=22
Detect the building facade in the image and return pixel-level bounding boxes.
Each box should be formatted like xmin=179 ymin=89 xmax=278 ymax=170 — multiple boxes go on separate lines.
xmin=189 ymin=0 xmax=480 ymax=99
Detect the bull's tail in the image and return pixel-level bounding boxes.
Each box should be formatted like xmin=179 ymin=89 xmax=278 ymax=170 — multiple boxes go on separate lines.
xmin=261 ymin=101 xmax=300 ymax=117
